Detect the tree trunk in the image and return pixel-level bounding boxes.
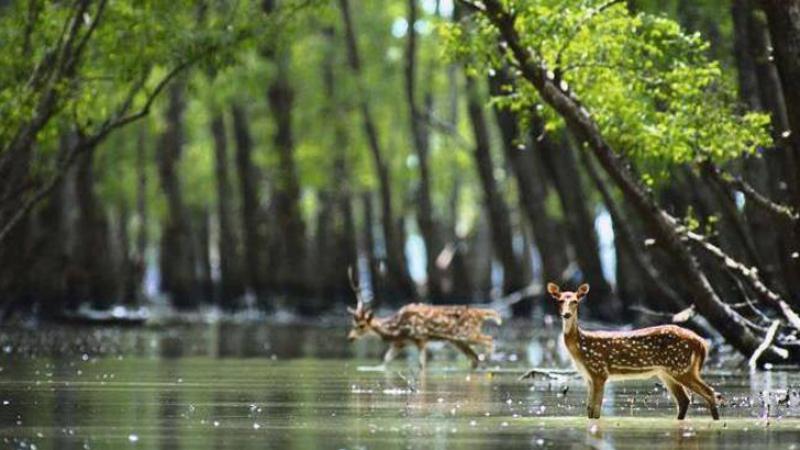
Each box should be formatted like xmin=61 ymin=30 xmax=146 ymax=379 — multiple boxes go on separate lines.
xmin=579 ymin=146 xmax=686 ymax=314
xmin=313 ymin=191 xmax=334 ymax=306
xmin=265 ymin=56 xmax=307 ymax=298
xmin=361 ymin=191 xmax=381 ymax=304
xmin=261 ymin=0 xmax=307 ymax=300
xmin=731 ymin=3 xmax=791 ymax=296
xmin=74 ymin=147 xmax=118 ymax=309
xmin=759 ymin=0 xmax=800 ymax=300
xmin=535 ymin=125 xmax=614 ymax=314
xmin=115 ymin=201 xmax=142 ymax=306
xmin=134 ymin=124 xmax=148 ymax=303
xmin=464 ymin=75 xmax=529 ymax=314
xmin=732 ymin=0 xmax=764 ymax=110
xmin=194 ymin=208 xmax=214 ymax=303
xmin=157 ymin=84 xmax=198 ymax=310
xmin=760 ymin=0 xmax=800 ymax=145
xmin=339 ymin=0 xmax=415 ymax=302
xmin=10 ymin=134 xmax=72 ymax=317
xmin=489 ymin=71 xmax=570 ymax=287
xmin=439 ymin=168 xmax=474 ymax=301
xmin=231 ymin=103 xmax=268 ymax=302
xmin=405 ymin=0 xmax=442 ymax=300
xmin=320 ymin=25 xmax=359 ymax=306
xmin=210 ymin=112 xmax=244 ymax=309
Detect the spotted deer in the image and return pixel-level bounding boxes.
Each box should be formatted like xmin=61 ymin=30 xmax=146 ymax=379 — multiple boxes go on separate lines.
xmin=547 ymin=282 xmax=719 ymax=420
xmin=346 ymin=275 xmax=501 ymax=369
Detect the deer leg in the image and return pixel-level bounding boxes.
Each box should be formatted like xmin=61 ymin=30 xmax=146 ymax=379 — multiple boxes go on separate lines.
xmin=416 ymin=341 xmax=428 ymax=369
xmin=478 ymin=334 xmax=494 ymax=356
xmin=678 ymin=374 xmax=719 ymax=420
xmin=453 ymin=341 xmax=480 ymax=369
xmin=587 ymin=377 xmax=606 ymax=419
xmin=383 ymin=343 xmax=404 ymax=365
xmin=659 ymin=374 xmax=690 ymax=420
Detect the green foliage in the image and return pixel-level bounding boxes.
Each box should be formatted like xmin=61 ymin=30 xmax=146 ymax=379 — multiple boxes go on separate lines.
xmin=443 ymin=0 xmax=772 ymax=181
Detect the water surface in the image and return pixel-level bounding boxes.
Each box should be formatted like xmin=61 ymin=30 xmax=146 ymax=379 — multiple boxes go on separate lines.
xmin=0 ymin=321 xmax=798 ymax=449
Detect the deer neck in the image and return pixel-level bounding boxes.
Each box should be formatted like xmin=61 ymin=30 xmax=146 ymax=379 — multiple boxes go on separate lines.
xmin=562 ymin=315 xmax=582 ymax=350
xmin=368 ymin=316 xmax=394 ymax=340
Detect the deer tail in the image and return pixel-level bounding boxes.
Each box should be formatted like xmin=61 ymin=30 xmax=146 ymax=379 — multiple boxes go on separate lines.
xmin=478 ymin=309 xmax=502 ymax=325
xmin=693 ymin=338 xmax=709 ymax=371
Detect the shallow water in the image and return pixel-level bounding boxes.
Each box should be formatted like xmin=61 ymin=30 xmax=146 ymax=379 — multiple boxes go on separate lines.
xmin=0 ymin=321 xmax=799 ymax=449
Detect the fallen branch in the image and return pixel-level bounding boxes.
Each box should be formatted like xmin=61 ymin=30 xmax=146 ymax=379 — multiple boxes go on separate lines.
xmin=748 ymin=320 xmax=787 ymax=370
xmin=672 ymin=305 xmax=696 ymax=323
xmin=519 ymin=367 xmax=577 ymax=380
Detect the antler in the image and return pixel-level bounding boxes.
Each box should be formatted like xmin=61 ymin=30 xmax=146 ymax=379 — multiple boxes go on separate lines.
xmin=347 ymin=266 xmax=365 ymax=314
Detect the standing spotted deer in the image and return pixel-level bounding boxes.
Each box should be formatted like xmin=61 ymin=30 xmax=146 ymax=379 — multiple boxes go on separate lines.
xmin=546 ymin=282 xmax=719 ymax=420
xmin=346 ymin=276 xmax=501 ymax=368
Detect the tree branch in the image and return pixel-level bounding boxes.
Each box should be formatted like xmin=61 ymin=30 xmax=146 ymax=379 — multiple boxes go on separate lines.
xmin=702 ymin=160 xmax=799 ymax=224
xmin=0 ymin=60 xmax=191 ymax=243
xmin=684 ymin=229 xmax=800 ymax=331
xmin=748 ymin=320 xmax=786 ymax=370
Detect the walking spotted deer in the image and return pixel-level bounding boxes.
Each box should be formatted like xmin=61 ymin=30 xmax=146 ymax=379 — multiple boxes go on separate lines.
xmin=346 ymin=276 xmax=501 ymax=368
xmin=546 ymin=282 xmax=719 ymax=420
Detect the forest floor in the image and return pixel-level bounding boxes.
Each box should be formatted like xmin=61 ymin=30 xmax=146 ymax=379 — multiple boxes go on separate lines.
xmin=0 ymin=321 xmax=799 ymax=449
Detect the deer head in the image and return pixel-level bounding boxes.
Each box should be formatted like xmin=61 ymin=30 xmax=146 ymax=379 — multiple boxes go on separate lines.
xmin=347 ymin=267 xmax=375 ymax=341
xmin=547 ymin=282 xmax=590 ymax=320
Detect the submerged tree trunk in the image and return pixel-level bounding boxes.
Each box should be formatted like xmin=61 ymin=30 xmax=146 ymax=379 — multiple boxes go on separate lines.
xmin=339 ymin=0 xmax=415 ymax=302
xmin=405 ymin=0 xmax=442 ymax=300
xmin=210 ymin=112 xmax=244 ymax=309
xmin=464 ymin=75 xmax=529 ymax=315
xmin=157 ymin=84 xmax=198 ymax=310
xmin=231 ymin=103 xmax=268 ymax=303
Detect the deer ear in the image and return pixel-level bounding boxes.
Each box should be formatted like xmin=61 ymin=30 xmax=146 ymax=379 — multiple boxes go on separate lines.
xmin=364 ymin=309 xmax=374 ymax=321
xmin=576 ymin=283 xmax=590 ymax=299
xmin=347 ymin=306 xmax=356 ymax=315
xmin=546 ymin=282 xmax=561 ymax=299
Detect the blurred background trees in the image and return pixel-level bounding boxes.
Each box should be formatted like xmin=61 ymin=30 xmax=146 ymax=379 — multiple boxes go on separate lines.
xmin=1 ymin=0 xmax=800 ymax=362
